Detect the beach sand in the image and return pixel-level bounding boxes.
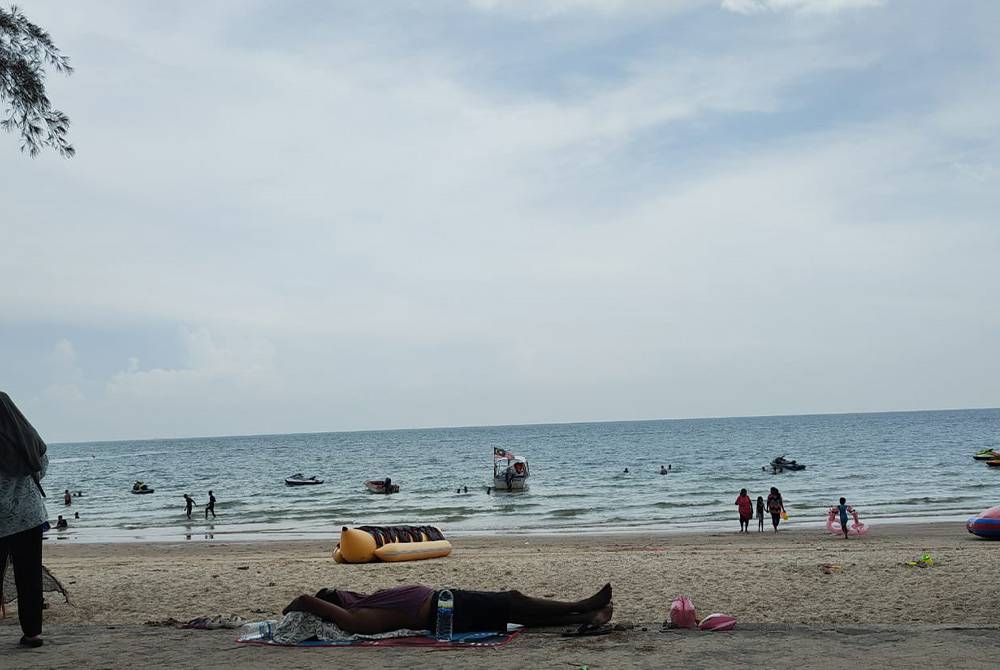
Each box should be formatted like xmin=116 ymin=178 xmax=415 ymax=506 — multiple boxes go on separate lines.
xmin=4 ymin=522 xmax=999 ymax=668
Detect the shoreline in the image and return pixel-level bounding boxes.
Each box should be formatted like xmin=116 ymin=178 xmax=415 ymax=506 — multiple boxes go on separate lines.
xmin=41 ymin=512 xmax=982 ymax=545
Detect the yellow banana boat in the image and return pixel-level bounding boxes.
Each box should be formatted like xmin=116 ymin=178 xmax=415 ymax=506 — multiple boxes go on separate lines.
xmin=334 ymin=525 xmax=452 ymax=563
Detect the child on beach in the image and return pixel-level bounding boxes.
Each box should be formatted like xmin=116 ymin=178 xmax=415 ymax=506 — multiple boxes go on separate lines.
xmin=837 ymin=497 xmax=850 ymax=539
xmin=756 ymin=496 xmax=765 ymax=532
xmin=735 ymin=489 xmax=753 ymax=533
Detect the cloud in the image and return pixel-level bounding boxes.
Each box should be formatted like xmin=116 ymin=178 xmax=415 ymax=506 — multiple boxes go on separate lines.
xmin=721 ymin=0 xmax=885 ymax=14
xmin=4 ymin=0 xmax=999 ymax=440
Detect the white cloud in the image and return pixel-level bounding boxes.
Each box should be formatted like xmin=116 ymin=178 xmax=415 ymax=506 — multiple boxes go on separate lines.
xmin=4 ymin=0 xmax=999 ymax=440
xmin=721 ymin=0 xmax=885 ymax=14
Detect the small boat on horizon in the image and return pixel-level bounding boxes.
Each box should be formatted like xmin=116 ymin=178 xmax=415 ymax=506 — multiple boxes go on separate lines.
xmin=285 ymin=473 xmax=324 ymax=486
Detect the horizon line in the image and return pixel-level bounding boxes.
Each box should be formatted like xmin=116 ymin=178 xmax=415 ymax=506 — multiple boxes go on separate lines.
xmin=48 ymin=404 xmax=1000 ymax=446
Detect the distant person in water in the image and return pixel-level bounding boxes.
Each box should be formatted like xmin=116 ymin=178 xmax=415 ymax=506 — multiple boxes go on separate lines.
xmin=63 ymin=489 xmax=71 ymax=506
xmin=755 ymin=496 xmax=765 ymax=532
xmin=735 ymin=488 xmax=753 ymax=533
xmin=74 ymin=512 xmax=79 ymax=520
xmin=623 ymin=468 xmax=629 ymax=474
xmin=767 ymin=487 xmax=785 ymax=532
xmin=205 ymin=490 xmax=217 ymax=519
xmin=183 ymin=494 xmax=195 ymax=520
xmin=837 ymin=497 xmax=850 ymax=540
xmin=486 ymin=487 xmax=492 ymax=495
xmin=55 ymin=516 xmax=68 ymax=530
xmin=383 ymin=477 xmax=392 ymax=494
xmin=463 ymin=486 xmax=468 ymax=493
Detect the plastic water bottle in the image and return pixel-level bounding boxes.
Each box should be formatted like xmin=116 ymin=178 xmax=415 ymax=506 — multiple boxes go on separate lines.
xmin=435 ymin=590 xmax=454 ymax=641
xmin=238 ymin=620 xmax=277 ymax=642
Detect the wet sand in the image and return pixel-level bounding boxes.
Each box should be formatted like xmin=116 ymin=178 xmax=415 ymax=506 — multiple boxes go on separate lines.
xmin=4 ymin=522 xmax=999 ymax=668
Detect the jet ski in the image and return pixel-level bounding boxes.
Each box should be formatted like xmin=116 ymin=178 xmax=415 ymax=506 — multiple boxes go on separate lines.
xmin=770 ymin=456 xmax=806 ymax=472
xmin=285 ymin=473 xmax=324 ymax=486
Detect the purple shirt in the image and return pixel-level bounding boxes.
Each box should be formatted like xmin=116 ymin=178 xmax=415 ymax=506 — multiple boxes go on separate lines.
xmin=329 ymin=584 xmax=435 ymax=612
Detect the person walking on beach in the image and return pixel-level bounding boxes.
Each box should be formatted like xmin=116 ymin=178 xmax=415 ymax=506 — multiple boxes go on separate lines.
xmin=767 ymin=487 xmax=785 ymax=532
xmin=0 ymin=391 xmax=50 ymax=647
xmin=205 ymin=490 xmax=216 ymax=519
xmin=183 ymin=494 xmax=195 ymax=520
xmin=756 ymin=496 xmax=765 ymax=532
xmin=837 ymin=497 xmax=850 ymax=539
xmin=735 ymin=488 xmax=753 ymax=533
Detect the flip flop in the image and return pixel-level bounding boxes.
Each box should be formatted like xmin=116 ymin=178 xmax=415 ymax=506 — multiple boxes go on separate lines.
xmin=561 ymin=624 xmax=613 ymax=637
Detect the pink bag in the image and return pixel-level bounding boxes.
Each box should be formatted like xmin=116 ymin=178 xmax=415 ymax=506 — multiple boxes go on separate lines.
xmin=667 ymin=595 xmax=698 ymax=629
xmin=698 ymin=613 xmax=737 ymax=631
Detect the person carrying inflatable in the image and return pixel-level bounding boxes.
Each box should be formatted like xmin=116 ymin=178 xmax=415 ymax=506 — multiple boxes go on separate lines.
xmin=826 ymin=498 xmax=866 ymax=537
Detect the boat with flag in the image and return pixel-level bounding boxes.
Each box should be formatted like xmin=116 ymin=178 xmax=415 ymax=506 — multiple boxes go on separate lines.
xmin=493 ymin=447 xmax=530 ymax=491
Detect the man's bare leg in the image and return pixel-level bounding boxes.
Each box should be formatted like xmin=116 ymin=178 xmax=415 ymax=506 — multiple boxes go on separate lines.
xmin=508 ymin=583 xmax=612 ymax=619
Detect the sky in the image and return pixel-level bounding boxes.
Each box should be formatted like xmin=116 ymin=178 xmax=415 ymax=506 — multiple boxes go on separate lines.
xmin=2 ymin=0 xmax=998 ymax=442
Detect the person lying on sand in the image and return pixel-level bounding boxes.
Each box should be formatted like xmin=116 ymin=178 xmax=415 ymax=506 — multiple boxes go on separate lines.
xmin=282 ymin=583 xmax=613 ymax=635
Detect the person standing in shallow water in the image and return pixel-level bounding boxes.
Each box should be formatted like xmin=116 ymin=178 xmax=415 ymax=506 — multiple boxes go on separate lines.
xmin=767 ymin=487 xmax=785 ymax=532
xmin=205 ymin=490 xmax=216 ymax=519
xmin=183 ymin=494 xmax=195 ymax=520
xmin=735 ymin=488 xmax=753 ymax=533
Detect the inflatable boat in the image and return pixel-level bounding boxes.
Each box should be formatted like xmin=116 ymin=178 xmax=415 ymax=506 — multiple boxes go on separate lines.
xmin=967 ymin=504 xmax=1000 ymax=539
xmin=333 ymin=525 xmax=452 ymax=563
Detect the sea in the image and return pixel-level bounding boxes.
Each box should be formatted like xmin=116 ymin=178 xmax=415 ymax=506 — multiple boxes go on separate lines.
xmin=43 ymin=408 xmax=1000 ymax=543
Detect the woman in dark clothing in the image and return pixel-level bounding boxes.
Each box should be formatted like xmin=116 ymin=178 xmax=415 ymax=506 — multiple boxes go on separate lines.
xmin=767 ymin=487 xmax=785 ymax=532
xmin=0 ymin=392 xmax=49 ymax=647
xmin=282 ymin=583 xmax=614 ymax=635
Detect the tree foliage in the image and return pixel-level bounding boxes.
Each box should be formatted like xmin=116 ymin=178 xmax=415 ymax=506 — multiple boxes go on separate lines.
xmin=0 ymin=5 xmax=73 ymax=157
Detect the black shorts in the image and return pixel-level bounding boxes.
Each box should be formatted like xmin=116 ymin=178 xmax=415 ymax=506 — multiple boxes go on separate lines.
xmin=431 ymin=589 xmax=512 ymax=633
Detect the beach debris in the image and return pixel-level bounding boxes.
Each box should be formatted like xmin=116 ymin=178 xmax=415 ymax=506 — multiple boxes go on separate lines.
xmin=143 ymin=617 xmax=182 ymax=627
xmin=182 ymin=613 xmax=246 ymax=629
xmin=819 ymin=563 xmax=843 ymax=574
xmin=904 ymin=553 xmax=935 ymax=568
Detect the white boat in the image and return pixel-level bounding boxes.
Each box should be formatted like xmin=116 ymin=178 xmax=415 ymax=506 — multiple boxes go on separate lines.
xmin=493 ymin=448 xmax=529 ymax=491
xmin=364 ymin=479 xmax=400 ymax=494
xmin=285 ymin=473 xmax=324 ymax=486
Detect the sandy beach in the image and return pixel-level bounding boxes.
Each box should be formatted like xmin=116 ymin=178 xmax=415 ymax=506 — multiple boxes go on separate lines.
xmin=4 ymin=522 xmax=999 ymax=668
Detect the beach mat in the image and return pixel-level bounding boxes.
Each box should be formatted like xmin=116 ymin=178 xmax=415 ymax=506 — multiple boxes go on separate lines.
xmin=240 ymin=629 xmax=522 ymax=648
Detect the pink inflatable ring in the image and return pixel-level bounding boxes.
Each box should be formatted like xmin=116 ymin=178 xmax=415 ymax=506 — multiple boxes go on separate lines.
xmin=826 ymin=506 xmax=867 ymax=536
